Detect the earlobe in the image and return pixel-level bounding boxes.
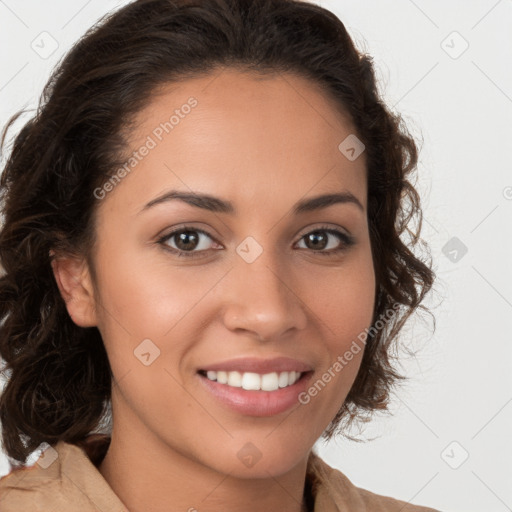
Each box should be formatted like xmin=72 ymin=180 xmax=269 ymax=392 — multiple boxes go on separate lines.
xmin=50 ymin=252 xmax=98 ymax=327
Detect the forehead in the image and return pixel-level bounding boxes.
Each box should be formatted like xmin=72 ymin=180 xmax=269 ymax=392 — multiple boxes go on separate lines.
xmin=107 ymin=68 xmax=367 ymax=215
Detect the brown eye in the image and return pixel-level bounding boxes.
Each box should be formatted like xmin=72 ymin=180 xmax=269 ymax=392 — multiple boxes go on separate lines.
xmin=303 ymin=231 xmax=329 ymax=250
xmin=159 ymin=228 xmax=219 ymax=257
xmin=173 ymin=230 xmax=200 ymax=251
xmin=157 ymin=225 xmax=355 ymax=259
xmin=296 ymin=227 xmax=355 ymax=256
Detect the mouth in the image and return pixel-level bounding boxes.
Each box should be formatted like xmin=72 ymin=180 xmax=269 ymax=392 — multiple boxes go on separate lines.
xmin=196 ymin=358 xmax=314 ymax=417
xmin=197 ymin=369 xmax=306 ymax=391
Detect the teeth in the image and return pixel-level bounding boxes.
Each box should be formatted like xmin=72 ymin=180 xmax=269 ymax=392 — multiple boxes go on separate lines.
xmin=227 ymin=371 xmax=242 ymax=387
xmin=278 ymin=371 xmax=289 ymax=388
xmin=203 ymin=370 xmax=302 ymax=390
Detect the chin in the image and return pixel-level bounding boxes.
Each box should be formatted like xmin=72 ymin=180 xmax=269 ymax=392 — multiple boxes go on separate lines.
xmin=211 ymin=438 xmax=311 ymax=479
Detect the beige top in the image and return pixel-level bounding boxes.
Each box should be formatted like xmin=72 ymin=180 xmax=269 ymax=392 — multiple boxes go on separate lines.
xmin=0 ymin=434 xmax=441 ymax=511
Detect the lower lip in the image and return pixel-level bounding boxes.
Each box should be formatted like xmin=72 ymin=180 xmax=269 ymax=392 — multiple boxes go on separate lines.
xmin=197 ymin=372 xmax=313 ymax=417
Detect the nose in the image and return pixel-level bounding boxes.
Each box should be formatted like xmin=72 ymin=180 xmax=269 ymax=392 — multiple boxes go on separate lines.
xmin=221 ymin=247 xmax=308 ymax=342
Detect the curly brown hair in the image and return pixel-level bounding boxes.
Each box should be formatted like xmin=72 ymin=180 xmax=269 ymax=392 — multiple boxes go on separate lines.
xmin=0 ymin=0 xmax=435 ymax=467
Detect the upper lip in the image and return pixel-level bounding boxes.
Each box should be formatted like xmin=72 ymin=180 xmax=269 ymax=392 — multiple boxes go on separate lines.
xmin=199 ymin=356 xmax=313 ymax=374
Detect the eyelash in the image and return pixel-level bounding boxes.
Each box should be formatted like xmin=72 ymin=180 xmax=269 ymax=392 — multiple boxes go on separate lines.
xmin=157 ymin=225 xmax=355 ymax=259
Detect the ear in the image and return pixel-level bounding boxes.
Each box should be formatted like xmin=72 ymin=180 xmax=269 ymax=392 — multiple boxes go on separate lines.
xmin=50 ymin=251 xmax=98 ymax=327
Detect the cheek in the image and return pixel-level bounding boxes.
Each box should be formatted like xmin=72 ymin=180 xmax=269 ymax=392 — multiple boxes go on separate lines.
xmin=92 ymin=239 xmax=199 ymax=336
xmin=297 ymin=270 xmax=373 ymax=423
xmin=301 ymin=252 xmax=375 ymax=397
xmin=91 ymin=240 xmax=228 ymax=381
xmin=304 ymin=255 xmax=376 ymax=343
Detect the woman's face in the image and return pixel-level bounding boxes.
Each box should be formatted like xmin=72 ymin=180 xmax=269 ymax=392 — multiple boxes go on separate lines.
xmin=68 ymin=68 xmax=375 ymax=477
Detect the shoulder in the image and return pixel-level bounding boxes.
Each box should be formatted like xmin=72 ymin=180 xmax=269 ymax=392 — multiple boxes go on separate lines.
xmin=307 ymin=451 xmax=441 ymax=512
xmin=0 ymin=437 xmax=127 ymax=512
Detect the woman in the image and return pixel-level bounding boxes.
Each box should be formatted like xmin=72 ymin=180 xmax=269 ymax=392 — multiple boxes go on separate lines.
xmin=0 ymin=0 xmax=438 ymax=510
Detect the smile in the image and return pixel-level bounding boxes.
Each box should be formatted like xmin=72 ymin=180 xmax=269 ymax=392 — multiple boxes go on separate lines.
xmin=200 ymin=370 xmax=303 ymax=391
xmin=197 ymin=369 xmax=313 ymax=417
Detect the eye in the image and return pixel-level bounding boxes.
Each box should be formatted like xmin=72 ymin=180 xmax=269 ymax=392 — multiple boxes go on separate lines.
xmin=295 ymin=225 xmax=355 ymax=256
xmin=158 ymin=227 xmax=219 ymax=257
xmin=157 ymin=224 xmax=355 ymax=258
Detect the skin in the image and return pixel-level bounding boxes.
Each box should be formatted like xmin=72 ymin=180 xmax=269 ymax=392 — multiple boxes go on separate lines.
xmin=52 ymin=67 xmax=376 ymax=512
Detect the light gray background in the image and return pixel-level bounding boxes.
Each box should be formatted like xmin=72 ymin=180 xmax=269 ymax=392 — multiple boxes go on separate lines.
xmin=1 ymin=1 xmax=511 ymax=511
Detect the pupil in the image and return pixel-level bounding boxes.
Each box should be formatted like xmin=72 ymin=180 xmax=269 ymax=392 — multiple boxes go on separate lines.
xmin=177 ymin=231 xmax=198 ymax=250
xmin=308 ymin=232 xmax=326 ymax=250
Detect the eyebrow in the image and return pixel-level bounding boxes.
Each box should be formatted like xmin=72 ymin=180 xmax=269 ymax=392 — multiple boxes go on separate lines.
xmin=140 ymin=189 xmax=364 ymax=215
